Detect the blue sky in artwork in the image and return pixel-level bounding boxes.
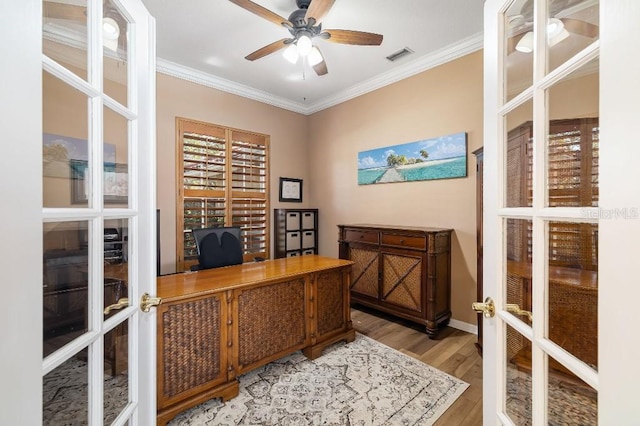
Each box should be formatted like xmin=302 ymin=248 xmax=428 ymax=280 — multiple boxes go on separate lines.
xmin=358 ymin=132 xmax=466 ymax=170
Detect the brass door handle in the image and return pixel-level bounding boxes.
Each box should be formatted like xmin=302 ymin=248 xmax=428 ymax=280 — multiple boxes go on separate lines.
xmin=472 ymin=297 xmax=495 ymax=318
xmin=506 ymin=303 xmax=533 ymax=321
xmin=140 ymin=293 xmax=162 ymax=312
xmin=104 ymin=298 xmax=129 ymax=315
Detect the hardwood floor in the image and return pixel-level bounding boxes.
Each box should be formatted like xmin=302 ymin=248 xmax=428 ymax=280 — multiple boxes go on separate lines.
xmin=351 ymin=306 xmax=483 ymax=426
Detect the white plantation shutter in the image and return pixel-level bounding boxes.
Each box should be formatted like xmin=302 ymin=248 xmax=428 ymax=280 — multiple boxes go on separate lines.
xmin=177 ymin=119 xmax=270 ymax=270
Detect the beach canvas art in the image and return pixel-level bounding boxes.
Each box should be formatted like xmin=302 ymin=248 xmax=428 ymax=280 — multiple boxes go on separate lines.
xmin=357 ymin=132 xmax=467 ymax=185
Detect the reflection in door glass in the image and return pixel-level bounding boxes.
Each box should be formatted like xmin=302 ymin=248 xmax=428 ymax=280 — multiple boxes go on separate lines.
xmin=504 ymin=1 xmax=534 ymax=103
xmin=104 ymin=319 xmax=129 ymax=424
xmin=43 ymin=70 xmax=90 ymax=208
xmin=505 ymin=324 xmax=532 ymax=424
xmin=43 ymin=221 xmax=89 ymax=357
xmin=104 ymin=106 xmax=129 ymax=208
xmin=547 ymin=57 xmax=599 ymax=208
xmin=505 ymin=100 xmax=533 ymax=208
xmin=42 ymin=0 xmax=88 ymax=81
xmin=43 ymin=355 xmax=89 ymax=425
xmin=547 ymin=0 xmax=599 ymax=74
xmin=548 ymin=221 xmax=598 ymax=369
xmin=547 ymin=358 xmax=597 ymax=424
xmin=506 ymin=218 xmax=533 ymax=327
xmin=103 ymin=0 xmax=129 ymax=107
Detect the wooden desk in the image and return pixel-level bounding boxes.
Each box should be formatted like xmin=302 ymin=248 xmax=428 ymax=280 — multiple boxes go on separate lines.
xmin=506 ymin=260 xmax=598 ymax=380
xmin=156 ymin=255 xmax=355 ymax=426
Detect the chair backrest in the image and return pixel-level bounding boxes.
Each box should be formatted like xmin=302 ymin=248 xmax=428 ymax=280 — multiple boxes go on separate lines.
xmin=191 ymin=226 xmax=243 ymax=270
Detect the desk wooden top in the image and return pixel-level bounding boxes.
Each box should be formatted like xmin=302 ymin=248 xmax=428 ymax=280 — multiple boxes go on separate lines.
xmin=507 ymin=260 xmax=598 ymax=289
xmin=157 ymin=255 xmax=354 ymax=302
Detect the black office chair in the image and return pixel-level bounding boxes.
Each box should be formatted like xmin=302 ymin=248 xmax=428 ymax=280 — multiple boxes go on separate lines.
xmin=191 ymin=226 xmax=243 ymax=271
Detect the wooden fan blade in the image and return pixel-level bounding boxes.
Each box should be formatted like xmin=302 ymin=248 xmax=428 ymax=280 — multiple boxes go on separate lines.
xmin=312 ymin=47 xmax=328 ymax=76
xmin=305 ymin=0 xmax=336 ymax=25
xmin=562 ymin=18 xmax=599 ymax=38
xmin=44 ymin=1 xmax=87 ymax=21
xmin=229 ymin=0 xmax=288 ymax=27
xmin=324 ymin=29 xmax=383 ymax=46
xmin=245 ymin=39 xmax=289 ymax=61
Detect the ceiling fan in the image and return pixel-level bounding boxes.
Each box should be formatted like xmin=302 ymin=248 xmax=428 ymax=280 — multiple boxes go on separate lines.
xmin=43 ymin=0 xmax=127 ymax=53
xmin=229 ymin=0 xmax=384 ymax=76
xmin=507 ymin=0 xmax=598 ymax=54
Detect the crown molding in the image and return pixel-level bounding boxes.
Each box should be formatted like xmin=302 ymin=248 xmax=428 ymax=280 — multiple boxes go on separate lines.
xmin=157 ymin=32 xmax=484 ymax=116
xmin=156 ymin=59 xmax=309 ymax=114
xmin=305 ymin=32 xmax=484 ymax=114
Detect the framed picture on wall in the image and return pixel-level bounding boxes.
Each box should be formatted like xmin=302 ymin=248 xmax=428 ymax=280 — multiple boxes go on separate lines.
xmin=71 ymin=160 xmax=128 ymax=204
xmin=279 ymin=177 xmax=303 ymax=202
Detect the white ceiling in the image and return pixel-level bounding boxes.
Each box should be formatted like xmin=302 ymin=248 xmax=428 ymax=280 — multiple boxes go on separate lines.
xmin=140 ymin=0 xmax=485 ymax=114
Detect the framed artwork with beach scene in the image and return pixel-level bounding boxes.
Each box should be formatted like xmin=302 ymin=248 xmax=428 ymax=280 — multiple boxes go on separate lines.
xmin=357 ymin=132 xmax=467 ymax=185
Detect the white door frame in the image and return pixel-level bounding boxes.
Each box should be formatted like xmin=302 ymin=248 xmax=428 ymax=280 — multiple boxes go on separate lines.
xmin=483 ymin=0 xmax=640 ymax=423
xmin=0 ymin=1 xmax=43 ymax=424
xmin=0 ymin=0 xmax=157 ymax=423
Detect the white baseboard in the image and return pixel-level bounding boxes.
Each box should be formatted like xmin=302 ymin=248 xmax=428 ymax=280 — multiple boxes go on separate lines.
xmin=448 ymin=319 xmax=477 ymax=335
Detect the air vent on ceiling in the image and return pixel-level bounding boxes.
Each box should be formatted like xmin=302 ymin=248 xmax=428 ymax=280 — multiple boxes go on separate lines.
xmin=386 ymin=47 xmax=414 ymax=62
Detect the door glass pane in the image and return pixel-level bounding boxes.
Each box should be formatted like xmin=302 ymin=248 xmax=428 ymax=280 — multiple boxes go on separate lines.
xmin=547 ymin=58 xmax=599 ymax=207
xmin=505 ymin=324 xmax=532 ymax=424
xmin=547 ymin=0 xmax=599 ymax=74
xmin=43 ymin=0 xmax=88 ymax=81
xmin=43 ymin=356 xmax=89 ymax=425
xmin=43 ymin=71 xmax=90 ymax=208
xmin=506 ymin=218 xmax=533 ymax=327
xmin=43 ymin=221 xmax=89 ymax=357
xmin=548 ymin=221 xmax=598 ymax=368
xmin=103 ymin=0 xmax=129 ymax=107
xmin=505 ymin=100 xmax=533 ymax=208
xmin=505 ymin=1 xmax=534 ymax=102
xmin=104 ymin=319 xmax=129 ymax=424
xmin=104 ymin=106 xmax=129 ymax=208
xmin=547 ymin=359 xmax=597 ymax=425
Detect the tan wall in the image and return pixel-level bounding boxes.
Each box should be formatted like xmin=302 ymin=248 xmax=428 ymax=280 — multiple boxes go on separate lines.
xmin=156 ymin=74 xmax=309 ymax=274
xmin=307 ymin=51 xmax=484 ymax=326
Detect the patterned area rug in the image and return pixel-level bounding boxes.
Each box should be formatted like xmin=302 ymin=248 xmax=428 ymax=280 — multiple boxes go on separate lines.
xmin=170 ymin=333 xmax=469 ymax=426
xmin=506 ymin=368 xmax=597 ymax=425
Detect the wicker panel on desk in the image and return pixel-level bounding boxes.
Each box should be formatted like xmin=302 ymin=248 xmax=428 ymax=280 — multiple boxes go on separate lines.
xmin=316 ymin=270 xmax=344 ymax=336
xmin=506 ymin=274 xmax=527 ymax=361
xmin=549 ymin=281 xmax=597 ymax=368
xmin=381 ymin=254 xmax=421 ymax=312
xmin=162 ymin=297 xmax=222 ymax=399
xmin=349 ymin=247 xmax=379 ymax=297
xmin=238 ymin=279 xmax=306 ymax=367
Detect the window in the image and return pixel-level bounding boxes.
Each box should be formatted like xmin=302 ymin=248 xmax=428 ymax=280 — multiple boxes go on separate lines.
xmin=176 ymin=118 xmax=269 ymax=271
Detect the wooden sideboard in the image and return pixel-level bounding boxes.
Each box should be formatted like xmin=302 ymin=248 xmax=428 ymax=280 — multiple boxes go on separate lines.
xmin=155 ymin=255 xmax=355 ymax=425
xmin=338 ymin=224 xmax=452 ymax=338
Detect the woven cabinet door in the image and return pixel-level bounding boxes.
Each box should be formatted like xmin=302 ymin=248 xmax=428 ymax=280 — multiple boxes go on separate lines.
xmin=380 ymin=252 xmax=423 ymax=314
xmin=236 ymin=278 xmax=307 ymax=372
xmin=349 ymin=247 xmax=379 ymax=298
xmin=157 ymin=293 xmax=228 ymax=409
xmin=315 ymin=269 xmax=347 ymax=339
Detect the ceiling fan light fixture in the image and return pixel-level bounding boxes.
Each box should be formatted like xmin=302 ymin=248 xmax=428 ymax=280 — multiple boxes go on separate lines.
xmin=283 ymin=44 xmax=299 ymax=64
xmin=546 ymin=18 xmax=564 ymax=38
xmin=549 ymin=27 xmax=570 ymax=47
xmin=308 ymin=46 xmax=323 ymax=66
xmin=515 ymin=31 xmax=534 ymax=53
xmin=297 ymin=34 xmax=313 ymax=56
xmin=103 ymin=17 xmax=120 ymax=40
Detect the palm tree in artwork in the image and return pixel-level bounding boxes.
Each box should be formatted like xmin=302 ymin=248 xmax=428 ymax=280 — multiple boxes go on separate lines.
xmin=420 ymin=149 xmax=429 ymax=160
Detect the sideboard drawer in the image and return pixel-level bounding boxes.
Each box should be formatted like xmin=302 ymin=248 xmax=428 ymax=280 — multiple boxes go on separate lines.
xmin=381 ymin=233 xmax=426 ymax=250
xmin=344 ymin=229 xmax=379 ymax=244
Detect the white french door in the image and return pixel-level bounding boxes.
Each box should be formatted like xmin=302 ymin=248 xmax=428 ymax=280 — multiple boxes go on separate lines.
xmin=1 ymin=0 xmax=156 ymax=424
xmin=483 ymin=0 xmax=640 ymax=424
